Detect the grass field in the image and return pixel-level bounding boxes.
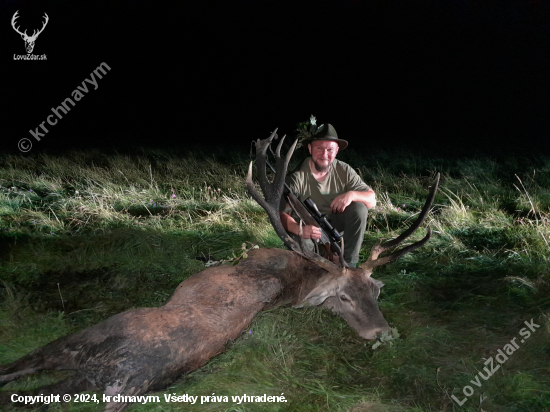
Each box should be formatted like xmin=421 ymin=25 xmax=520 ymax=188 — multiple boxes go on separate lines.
xmin=0 ymin=147 xmax=549 ymax=412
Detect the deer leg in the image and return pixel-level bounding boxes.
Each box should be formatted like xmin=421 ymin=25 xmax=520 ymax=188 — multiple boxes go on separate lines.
xmin=0 ymin=355 xmax=45 ymax=386
xmin=0 ymin=368 xmax=39 ymax=387
xmin=0 ymin=348 xmax=71 ymax=386
xmin=0 ymin=335 xmax=86 ymax=387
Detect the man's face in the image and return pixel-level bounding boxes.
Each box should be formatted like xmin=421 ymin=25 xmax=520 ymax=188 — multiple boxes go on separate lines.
xmin=308 ymin=140 xmax=339 ymax=172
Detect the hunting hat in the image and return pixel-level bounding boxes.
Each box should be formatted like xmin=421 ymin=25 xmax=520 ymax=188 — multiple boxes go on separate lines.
xmin=307 ymin=124 xmax=348 ymax=150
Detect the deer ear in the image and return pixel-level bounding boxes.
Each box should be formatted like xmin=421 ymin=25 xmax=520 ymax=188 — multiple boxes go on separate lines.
xmin=371 ymin=278 xmax=384 ymax=289
xmin=293 ymin=276 xmax=338 ymax=308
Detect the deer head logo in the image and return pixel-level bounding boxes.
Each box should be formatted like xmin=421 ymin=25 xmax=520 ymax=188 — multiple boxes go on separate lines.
xmin=11 ymin=11 xmax=49 ymax=54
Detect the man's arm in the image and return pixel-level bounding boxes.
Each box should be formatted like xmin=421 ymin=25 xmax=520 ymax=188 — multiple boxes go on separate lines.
xmin=279 ymin=212 xmax=322 ymax=240
xmin=330 ymin=189 xmax=376 ymax=214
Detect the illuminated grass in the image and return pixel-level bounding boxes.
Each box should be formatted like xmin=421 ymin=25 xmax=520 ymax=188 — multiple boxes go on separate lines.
xmin=1 ymin=148 xmax=549 ymax=411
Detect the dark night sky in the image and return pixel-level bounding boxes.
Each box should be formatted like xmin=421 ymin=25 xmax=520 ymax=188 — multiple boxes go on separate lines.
xmin=2 ymin=0 xmax=550 ymax=156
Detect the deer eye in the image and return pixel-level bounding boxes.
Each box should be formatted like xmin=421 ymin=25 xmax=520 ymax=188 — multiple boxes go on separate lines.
xmin=339 ymin=295 xmax=349 ymax=301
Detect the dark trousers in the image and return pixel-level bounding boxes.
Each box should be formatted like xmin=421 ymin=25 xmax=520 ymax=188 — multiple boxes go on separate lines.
xmin=290 ymin=202 xmax=368 ymax=267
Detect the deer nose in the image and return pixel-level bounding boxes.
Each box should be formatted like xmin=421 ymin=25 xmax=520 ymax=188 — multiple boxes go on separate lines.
xmin=362 ymin=325 xmax=393 ymax=340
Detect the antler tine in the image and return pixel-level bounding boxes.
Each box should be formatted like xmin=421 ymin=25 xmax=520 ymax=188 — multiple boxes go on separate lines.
xmin=252 ymin=129 xmax=297 ymax=205
xmin=11 ymin=11 xmax=27 ymax=36
xmin=253 ymin=129 xmax=277 ymax=194
xmin=338 ymin=237 xmax=347 ymax=267
xmin=380 ymin=173 xmax=439 ymax=250
xmin=365 ymin=228 xmax=432 ymax=270
xmin=273 ymin=136 xmax=298 ymax=198
xmin=360 ymin=173 xmax=440 ymax=271
xmin=275 ymin=133 xmax=285 ymax=158
xmin=34 ymin=13 xmax=49 ymax=38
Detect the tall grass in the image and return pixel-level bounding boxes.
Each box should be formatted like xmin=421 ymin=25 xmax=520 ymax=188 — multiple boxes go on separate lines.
xmin=1 ymin=148 xmax=549 ymax=411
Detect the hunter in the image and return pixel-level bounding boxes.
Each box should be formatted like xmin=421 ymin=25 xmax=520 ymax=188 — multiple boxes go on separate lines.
xmin=279 ymin=124 xmax=376 ymax=267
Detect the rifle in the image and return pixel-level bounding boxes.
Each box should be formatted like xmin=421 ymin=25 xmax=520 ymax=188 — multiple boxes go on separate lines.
xmin=264 ymin=159 xmax=344 ymax=258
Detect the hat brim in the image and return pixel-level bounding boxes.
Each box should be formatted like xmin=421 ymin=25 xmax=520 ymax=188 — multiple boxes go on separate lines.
xmin=306 ymin=137 xmax=348 ymax=150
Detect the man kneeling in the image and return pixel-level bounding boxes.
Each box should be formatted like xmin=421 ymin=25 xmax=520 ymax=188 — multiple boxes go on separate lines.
xmin=278 ymin=124 xmax=376 ymax=267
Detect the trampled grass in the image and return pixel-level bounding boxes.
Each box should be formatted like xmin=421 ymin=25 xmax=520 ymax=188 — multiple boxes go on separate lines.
xmin=1 ymin=148 xmax=549 ymax=411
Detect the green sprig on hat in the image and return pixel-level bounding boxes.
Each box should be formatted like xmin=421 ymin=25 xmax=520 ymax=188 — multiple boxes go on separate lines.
xmin=295 ymin=115 xmax=324 ymax=149
xmin=295 ymin=115 xmax=348 ymax=150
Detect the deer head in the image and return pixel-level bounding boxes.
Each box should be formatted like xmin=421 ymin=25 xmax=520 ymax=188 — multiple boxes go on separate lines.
xmin=247 ymin=129 xmax=439 ymax=339
xmin=12 ymin=11 xmax=49 ymax=54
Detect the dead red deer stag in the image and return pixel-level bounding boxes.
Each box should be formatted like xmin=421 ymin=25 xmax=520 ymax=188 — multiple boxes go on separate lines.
xmin=0 ymin=130 xmax=439 ymax=411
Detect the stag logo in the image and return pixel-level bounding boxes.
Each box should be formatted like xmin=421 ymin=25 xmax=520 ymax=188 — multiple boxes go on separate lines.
xmin=11 ymin=11 xmax=49 ymax=54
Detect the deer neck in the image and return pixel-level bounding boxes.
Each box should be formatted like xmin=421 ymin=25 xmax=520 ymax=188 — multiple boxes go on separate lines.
xmin=228 ymin=248 xmax=330 ymax=309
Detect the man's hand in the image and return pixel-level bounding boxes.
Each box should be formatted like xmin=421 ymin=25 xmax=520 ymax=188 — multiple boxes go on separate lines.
xmin=280 ymin=212 xmax=321 ymax=239
xmin=302 ymin=225 xmax=321 ymax=240
xmin=330 ymin=192 xmax=355 ymax=214
xmin=330 ymin=189 xmax=377 ymax=213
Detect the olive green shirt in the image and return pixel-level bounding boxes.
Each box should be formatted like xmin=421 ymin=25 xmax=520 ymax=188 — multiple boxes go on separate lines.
xmin=280 ymin=158 xmax=371 ymax=216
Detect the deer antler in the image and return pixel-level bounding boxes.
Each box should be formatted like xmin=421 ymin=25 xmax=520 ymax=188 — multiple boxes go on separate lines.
xmin=246 ymin=129 xmax=302 ymax=254
xmin=360 ymin=173 xmax=440 ymax=271
xmin=11 ymin=11 xmax=48 ymax=40
xmin=30 ymin=13 xmax=49 ymax=40
xmin=11 ymin=11 xmax=26 ymax=37
xmin=247 ymin=130 xmax=346 ymax=275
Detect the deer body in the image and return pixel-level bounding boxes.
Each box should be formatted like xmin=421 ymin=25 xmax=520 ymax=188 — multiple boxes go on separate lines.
xmin=0 ymin=248 xmax=389 ymax=411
